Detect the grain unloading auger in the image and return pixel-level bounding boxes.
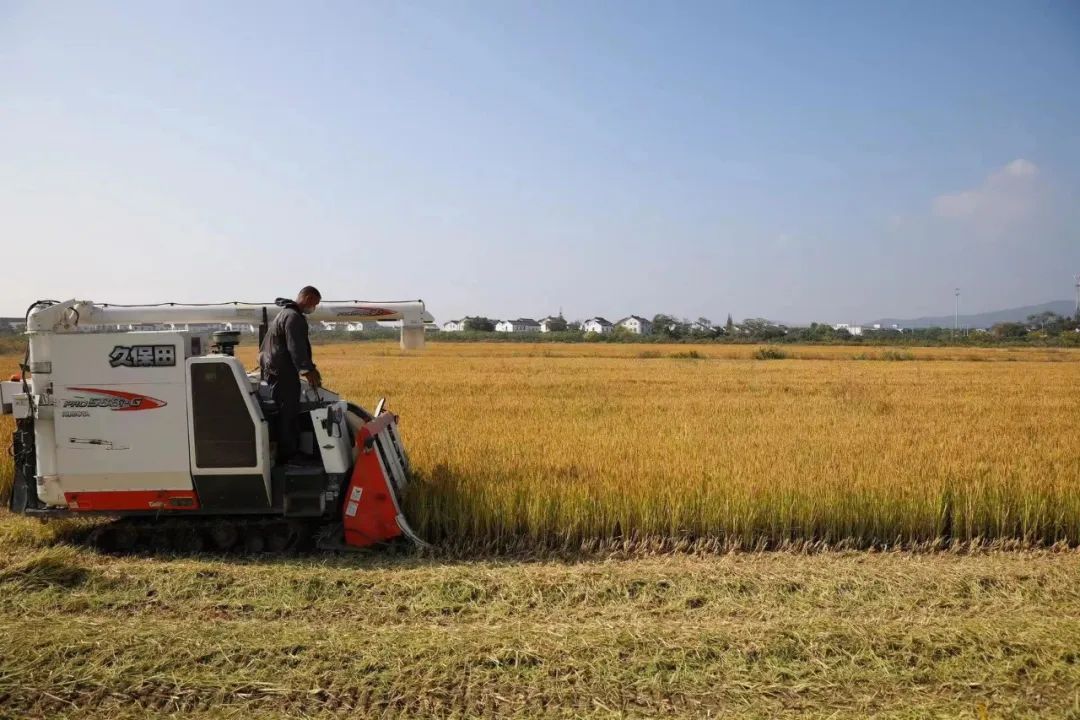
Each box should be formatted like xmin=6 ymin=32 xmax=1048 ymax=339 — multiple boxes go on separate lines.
xmin=1 ymin=298 xmax=434 ymax=553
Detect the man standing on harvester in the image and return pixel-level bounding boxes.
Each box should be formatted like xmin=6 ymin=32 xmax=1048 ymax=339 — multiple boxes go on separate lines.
xmin=259 ymin=286 xmax=323 ymax=463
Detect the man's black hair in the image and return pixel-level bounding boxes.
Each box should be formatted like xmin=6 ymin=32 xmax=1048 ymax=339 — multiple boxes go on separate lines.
xmin=298 ymin=286 xmax=322 ymax=300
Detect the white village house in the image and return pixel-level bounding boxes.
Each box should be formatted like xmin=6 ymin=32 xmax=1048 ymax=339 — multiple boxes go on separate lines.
xmin=539 ymin=316 xmax=567 ymax=333
xmin=226 ymin=323 xmax=258 ymax=333
xmin=582 ymin=317 xmax=614 ymax=334
xmin=833 ymin=323 xmax=864 ymax=336
xmin=442 ymin=319 xmax=467 ymax=332
xmin=616 ymin=315 xmax=653 ymax=335
xmin=319 ymin=321 xmax=372 ymax=332
xmin=496 ymin=318 xmax=541 ymax=333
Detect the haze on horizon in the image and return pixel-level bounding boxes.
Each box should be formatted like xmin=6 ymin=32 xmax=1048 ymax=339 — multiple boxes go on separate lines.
xmin=1 ymin=1 xmax=1078 ymax=325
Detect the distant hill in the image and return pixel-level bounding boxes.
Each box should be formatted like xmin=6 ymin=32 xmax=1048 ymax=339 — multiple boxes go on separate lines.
xmin=869 ymin=300 xmax=1076 ymax=329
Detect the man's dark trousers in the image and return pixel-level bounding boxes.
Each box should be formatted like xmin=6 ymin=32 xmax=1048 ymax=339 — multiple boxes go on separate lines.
xmin=270 ymin=374 xmax=301 ymax=463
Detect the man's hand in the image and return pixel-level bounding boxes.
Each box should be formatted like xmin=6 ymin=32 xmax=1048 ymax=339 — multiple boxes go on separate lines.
xmin=303 ymin=369 xmax=322 ymax=388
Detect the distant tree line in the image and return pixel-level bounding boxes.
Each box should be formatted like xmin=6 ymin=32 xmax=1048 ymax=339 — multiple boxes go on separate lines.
xmin=412 ymin=310 xmax=1080 ymax=347
xmin=3 ymin=311 xmax=1075 ymax=352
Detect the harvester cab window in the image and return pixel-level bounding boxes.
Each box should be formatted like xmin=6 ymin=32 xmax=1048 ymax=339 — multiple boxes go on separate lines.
xmin=190 ymin=361 xmax=257 ymax=468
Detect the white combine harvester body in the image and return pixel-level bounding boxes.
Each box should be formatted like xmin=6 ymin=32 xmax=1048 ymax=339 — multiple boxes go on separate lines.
xmin=1 ymin=298 xmax=433 ymax=551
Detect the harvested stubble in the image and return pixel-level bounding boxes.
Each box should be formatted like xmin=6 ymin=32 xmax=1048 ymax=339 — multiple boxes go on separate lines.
xmin=0 ymin=540 xmax=1078 ymax=719
xmin=1 ymin=343 xmax=1078 ymax=551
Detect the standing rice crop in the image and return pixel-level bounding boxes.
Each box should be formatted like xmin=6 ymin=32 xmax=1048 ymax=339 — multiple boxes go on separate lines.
xmin=2 ymin=344 xmax=1078 ymax=552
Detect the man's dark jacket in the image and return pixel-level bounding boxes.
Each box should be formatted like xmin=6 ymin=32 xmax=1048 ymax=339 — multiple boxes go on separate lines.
xmin=259 ymin=299 xmax=317 ymax=381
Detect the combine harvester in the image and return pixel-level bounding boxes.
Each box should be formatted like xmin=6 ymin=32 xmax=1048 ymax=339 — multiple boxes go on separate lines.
xmin=1 ymin=298 xmax=433 ymax=553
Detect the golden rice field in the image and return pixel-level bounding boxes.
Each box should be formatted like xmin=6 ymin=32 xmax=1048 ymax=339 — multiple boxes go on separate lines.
xmin=2 ymin=342 xmax=1080 ymax=718
xmin=2 ymin=342 xmax=1079 ymax=551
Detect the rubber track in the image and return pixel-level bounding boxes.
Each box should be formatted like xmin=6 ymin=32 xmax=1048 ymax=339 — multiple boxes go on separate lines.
xmin=87 ymin=516 xmax=326 ymax=555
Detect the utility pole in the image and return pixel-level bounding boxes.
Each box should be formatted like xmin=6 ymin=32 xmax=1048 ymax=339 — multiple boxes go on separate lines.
xmin=1074 ymin=274 xmax=1080 ymax=320
xmin=953 ymin=288 xmax=959 ymax=340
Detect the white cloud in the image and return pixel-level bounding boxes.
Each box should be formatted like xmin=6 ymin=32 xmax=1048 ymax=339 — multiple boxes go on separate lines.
xmin=1001 ymin=158 xmax=1037 ymax=178
xmin=932 ymin=158 xmax=1041 ymax=225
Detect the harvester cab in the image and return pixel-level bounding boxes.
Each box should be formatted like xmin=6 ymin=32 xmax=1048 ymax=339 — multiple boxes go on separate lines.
xmin=1 ymin=298 xmax=434 ymax=553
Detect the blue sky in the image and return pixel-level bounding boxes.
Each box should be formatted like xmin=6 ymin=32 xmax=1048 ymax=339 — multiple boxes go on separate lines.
xmin=2 ymin=1 xmax=1078 ymax=323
